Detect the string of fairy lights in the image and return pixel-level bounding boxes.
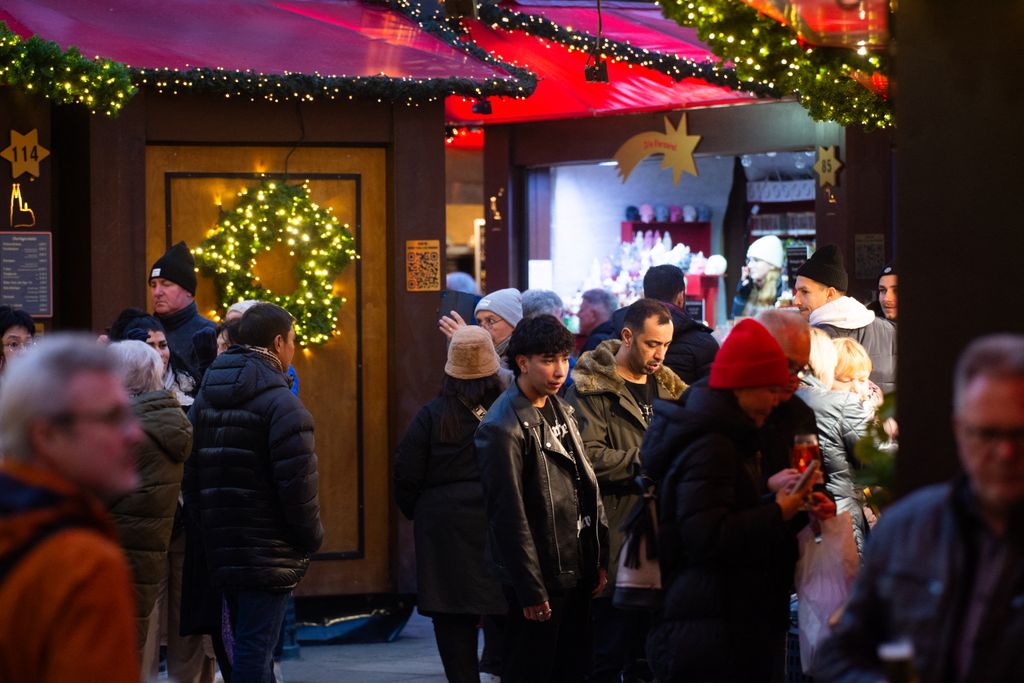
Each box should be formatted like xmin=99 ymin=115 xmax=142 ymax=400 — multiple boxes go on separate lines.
xmin=659 ymin=0 xmax=892 ymax=128
xmin=193 ymin=179 xmax=358 ymax=346
xmin=0 ymin=4 xmax=537 ymax=115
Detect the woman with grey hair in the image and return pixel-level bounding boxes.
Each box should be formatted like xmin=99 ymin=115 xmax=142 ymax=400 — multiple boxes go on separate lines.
xmin=106 ymin=340 xmax=195 ymax=679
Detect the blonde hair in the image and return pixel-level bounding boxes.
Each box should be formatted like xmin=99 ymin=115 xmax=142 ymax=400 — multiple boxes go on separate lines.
xmin=808 ymin=328 xmax=838 ymax=387
xmin=833 ymin=337 xmax=872 ymax=382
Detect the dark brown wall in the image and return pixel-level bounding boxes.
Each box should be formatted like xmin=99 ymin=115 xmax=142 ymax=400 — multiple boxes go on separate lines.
xmin=75 ymin=91 xmax=447 ymax=593
xmin=814 ymin=126 xmax=894 ymax=302
xmin=895 ymin=1 xmax=1024 ymax=494
xmin=0 ymin=91 xmax=55 ymax=324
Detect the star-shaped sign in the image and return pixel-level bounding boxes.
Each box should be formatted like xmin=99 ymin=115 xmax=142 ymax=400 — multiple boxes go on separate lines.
xmin=661 ymin=115 xmax=701 ymax=186
xmin=0 ymin=129 xmax=51 ymax=179
xmin=614 ymin=114 xmax=701 ymax=186
xmin=813 ymin=145 xmax=843 ymax=188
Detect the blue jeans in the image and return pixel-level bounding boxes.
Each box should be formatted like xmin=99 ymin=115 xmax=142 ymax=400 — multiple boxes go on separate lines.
xmin=225 ymin=589 xmax=290 ymax=683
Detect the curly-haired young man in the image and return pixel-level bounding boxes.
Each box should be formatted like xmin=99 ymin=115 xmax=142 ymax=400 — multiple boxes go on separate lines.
xmin=475 ymin=315 xmax=608 ymax=682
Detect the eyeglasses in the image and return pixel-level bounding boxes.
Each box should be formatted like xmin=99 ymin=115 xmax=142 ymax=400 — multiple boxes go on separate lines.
xmin=3 ymin=339 xmax=34 ymax=353
xmin=477 ymin=316 xmax=504 ymax=329
xmin=52 ymin=406 xmax=136 ymax=430
xmin=961 ymin=425 xmax=1024 ymax=451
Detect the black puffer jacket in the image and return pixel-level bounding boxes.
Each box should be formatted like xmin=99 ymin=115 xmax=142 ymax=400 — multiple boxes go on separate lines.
xmin=475 ymin=382 xmax=606 ymax=607
xmin=640 ymin=385 xmax=803 ymax=682
xmin=185 ymin=347 xmax=323 ymax=591
xmin=603 ymin=303 xmax=718 ymax=384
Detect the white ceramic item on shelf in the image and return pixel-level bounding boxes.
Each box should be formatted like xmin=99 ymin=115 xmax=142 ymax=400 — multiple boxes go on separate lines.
xmin=704 ymin=254 xmax=727 ymax=276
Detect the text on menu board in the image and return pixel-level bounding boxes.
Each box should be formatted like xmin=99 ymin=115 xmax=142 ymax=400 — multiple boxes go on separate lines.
xmin=0 ymin=231 xmax=52 ymax=317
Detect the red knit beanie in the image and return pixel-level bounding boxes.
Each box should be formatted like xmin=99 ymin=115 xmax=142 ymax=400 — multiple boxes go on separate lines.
xmin=710 ymin=319 xmax=790 ymax=389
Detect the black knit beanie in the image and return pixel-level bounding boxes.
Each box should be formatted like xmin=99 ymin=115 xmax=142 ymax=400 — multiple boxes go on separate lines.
xmin=796 ymin=244 xmax=848 ymax=292
xmin=149 ymin=241 xmax=197 ymax=295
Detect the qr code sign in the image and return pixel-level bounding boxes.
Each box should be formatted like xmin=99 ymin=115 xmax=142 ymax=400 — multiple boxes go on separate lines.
xmin=405 ymin=240 xmax=441 ymax=292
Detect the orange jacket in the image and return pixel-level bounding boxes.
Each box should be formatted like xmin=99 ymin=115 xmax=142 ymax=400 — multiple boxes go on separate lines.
xmin=0 ymin=460 xmax=139 ymax=683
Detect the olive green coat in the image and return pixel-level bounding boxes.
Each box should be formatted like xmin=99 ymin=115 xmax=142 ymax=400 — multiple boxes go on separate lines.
xmin=565 ymin=340 xmax=686 ymax=595
xmin=107 ymin=390 xmax=192 ymax=648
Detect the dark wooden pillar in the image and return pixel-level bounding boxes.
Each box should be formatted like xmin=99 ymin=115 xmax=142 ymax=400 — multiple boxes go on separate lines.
xmin=825 ymin=127 xmax=894 ymax=302
xmin=87 ymin=94 xmax=147 ymax=331
xmin=482 ymin=124 xmax=515 ymax=290
xmin=390 ymin=102 xmax=448 ymax=592
xmin=895 ymin=0 xmax=1024 ymax=494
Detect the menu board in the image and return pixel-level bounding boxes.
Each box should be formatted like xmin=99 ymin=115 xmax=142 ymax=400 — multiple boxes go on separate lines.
xmin=0 ymin=231 xmax=52 ymax=317
xmin=786 ymin=244 xmax=810 ymax=285
xmin=684 ymin=300 xmax=706 ymax=324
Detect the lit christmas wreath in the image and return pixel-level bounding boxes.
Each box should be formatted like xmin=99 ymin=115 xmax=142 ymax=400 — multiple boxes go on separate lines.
xmin=195 ymin=179 xmax=358 ymax=345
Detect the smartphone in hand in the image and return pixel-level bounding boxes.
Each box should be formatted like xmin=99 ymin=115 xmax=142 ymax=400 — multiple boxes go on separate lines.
xmin=791 ymin=459 xmax=819 ymax=496
xmin=438 ymin=289 xmax=481 ymax=325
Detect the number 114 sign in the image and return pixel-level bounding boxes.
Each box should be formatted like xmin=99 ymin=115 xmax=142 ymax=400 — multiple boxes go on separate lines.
xmin=0 ymin=129 xmax=50 ymax=179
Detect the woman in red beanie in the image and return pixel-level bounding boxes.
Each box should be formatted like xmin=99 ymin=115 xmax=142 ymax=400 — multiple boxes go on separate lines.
xmin=641 ymin=319 xmax=835 ymax=682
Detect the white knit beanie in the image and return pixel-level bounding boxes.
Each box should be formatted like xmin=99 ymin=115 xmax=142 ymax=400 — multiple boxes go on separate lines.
xmin=746 ymin=235 xmax=785 ymax=269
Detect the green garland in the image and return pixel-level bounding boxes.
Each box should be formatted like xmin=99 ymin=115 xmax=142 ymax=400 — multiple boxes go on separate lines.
xmin=0 ymin=22 xmax=135 ymax=116
xmin=474 ymin=3 xmax=776 ymax=98
xmin=0 ymin=2 xmax=536 ymax=112
xmin=658 ymin=0 xmax=892 ymax=128
xmin=195 ymin=179 xmax=358 ymax=346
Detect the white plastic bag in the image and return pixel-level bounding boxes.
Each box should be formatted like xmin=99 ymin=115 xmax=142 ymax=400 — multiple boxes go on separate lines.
xmin=794 ymin=511 xmax=860 ymax=673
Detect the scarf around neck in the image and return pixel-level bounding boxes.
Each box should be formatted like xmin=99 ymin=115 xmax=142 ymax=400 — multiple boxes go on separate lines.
xmin=247 ymin=345 xmax=285 ymax=374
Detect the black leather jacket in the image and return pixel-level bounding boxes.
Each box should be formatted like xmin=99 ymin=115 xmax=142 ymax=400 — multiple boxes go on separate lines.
xmin=475 ymin=381 xmax=607 ymax=607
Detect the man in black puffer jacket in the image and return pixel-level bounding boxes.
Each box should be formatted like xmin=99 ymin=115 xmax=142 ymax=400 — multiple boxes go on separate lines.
xmin=185 ymin=303 xmax=323 ymax=683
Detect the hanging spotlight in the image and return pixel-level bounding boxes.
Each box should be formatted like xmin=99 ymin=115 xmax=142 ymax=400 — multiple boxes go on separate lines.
xmin=471 ymin=98 xmax=492 ymax=115
xmin=585 ymin=56 xmax=608 ymax=83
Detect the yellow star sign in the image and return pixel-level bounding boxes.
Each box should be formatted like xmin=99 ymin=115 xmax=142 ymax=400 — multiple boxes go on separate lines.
xmin=615 ymin=114 xmax=701 ymax=186
xmin=813 ymin=145 xmax=843 ymax=188
xmin=1 ymin=129 xmax=51 ymax=179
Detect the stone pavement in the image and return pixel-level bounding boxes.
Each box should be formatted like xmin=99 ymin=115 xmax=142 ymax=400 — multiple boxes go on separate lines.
xmin=278 ymin=609 xmax=450 ymax=682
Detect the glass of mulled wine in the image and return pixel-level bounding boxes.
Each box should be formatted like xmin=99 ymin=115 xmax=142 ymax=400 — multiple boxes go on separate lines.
xmin=791 ymin=433 xmax=821 ymax=473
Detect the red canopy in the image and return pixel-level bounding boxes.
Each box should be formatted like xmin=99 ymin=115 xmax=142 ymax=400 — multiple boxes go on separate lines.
xmin=445 ymin=5 xmax=756 ymax=125
xmin=0 ymin=0 xmax=508 ymax=81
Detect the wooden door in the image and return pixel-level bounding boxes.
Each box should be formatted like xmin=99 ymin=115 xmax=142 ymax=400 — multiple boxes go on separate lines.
xmin=146 ymin=145 xmax=390 ymax=595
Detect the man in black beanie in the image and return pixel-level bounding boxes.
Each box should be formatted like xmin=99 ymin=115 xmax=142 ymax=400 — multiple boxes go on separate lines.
xmin=149 ymin=241 xmax=215 ymax=373
xmin=793 ymin=244 xmax=897 ymax=393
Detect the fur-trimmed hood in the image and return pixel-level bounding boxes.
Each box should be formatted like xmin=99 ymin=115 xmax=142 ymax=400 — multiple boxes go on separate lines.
xmin=572 ymin=339 xmax=687 ymax=399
